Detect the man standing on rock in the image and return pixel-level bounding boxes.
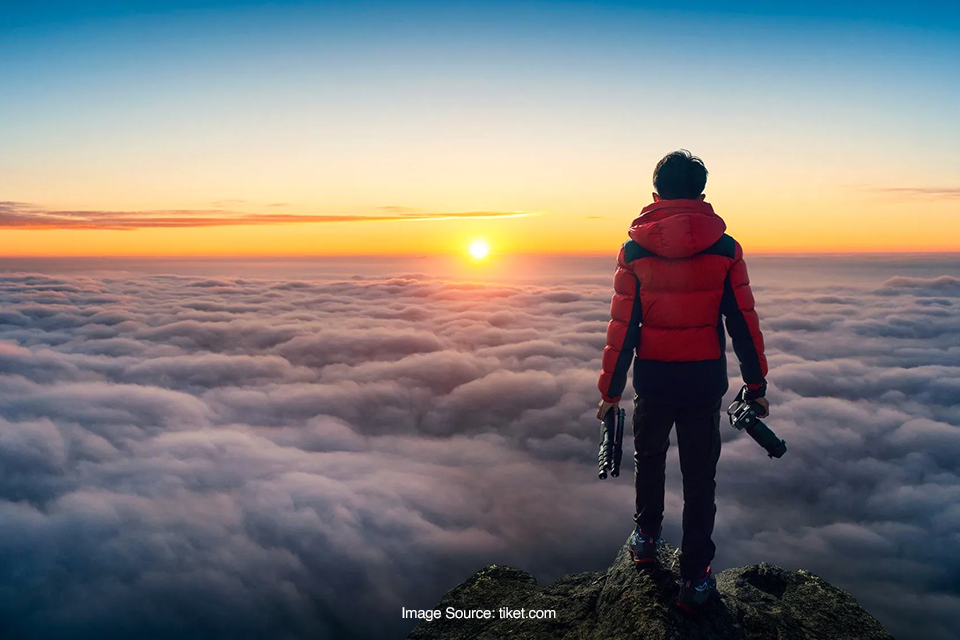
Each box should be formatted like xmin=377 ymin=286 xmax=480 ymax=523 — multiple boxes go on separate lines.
xmin=596 ymin=149 xmax=770 ymax=613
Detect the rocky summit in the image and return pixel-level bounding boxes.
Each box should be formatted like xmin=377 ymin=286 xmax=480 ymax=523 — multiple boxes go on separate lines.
xmin=406 ymin=537 xmax=894 ymax=640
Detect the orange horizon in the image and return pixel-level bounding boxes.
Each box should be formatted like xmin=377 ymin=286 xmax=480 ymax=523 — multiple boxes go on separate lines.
xmin=3 ymin=192 xmax=957 ymax=258
xmin=3 ymin=248 xmax=960 ymax=259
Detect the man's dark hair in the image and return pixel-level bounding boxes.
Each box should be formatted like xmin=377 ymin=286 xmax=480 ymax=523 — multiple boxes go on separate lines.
xmin=653 ymin=149 xmax=708 ymax=200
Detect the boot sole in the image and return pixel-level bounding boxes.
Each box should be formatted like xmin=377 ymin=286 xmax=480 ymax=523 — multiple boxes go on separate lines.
xmin=675 ymin=589 xmax=717 ymax=614
xmin=628 ymin=549 xmax=658 ymax=565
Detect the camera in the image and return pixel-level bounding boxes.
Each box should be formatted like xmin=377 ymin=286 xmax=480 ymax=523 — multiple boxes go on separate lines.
xmin=726 ymin=386 xmax=787 ymax=458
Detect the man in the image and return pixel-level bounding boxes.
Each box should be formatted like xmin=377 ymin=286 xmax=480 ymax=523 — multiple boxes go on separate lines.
xmin=596 ymin=149 xmax=769 ymax=613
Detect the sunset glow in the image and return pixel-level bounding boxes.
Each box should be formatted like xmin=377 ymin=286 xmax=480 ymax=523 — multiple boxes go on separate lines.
xmin=1 ymin=1 xmax=957 ymax=257
xmin=469 ymin=239 xmax=490 ymax=260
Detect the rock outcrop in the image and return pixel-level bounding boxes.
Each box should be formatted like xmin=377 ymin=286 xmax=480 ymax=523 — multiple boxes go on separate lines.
xmin=406 ymin=538 xmax=894 ymax=640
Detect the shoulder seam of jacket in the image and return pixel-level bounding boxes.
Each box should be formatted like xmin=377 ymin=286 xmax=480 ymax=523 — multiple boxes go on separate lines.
xmin=623 ymin=239 xmax=655 ymax=262
xmin=696 ymin=233 xmax=737 ymax=258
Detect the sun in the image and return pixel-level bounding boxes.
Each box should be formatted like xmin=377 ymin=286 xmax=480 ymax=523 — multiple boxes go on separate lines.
xmin=468 ymin=239 xmax=490 ymax=260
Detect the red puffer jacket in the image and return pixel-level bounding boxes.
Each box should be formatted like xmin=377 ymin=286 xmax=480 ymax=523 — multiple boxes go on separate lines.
xmin=597 ymin=199 xmax=767 ymax=404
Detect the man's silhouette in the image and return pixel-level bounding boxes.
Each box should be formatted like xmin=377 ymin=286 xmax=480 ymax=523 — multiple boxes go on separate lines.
xmin=596 ymin=149 xmax=769 ymax=612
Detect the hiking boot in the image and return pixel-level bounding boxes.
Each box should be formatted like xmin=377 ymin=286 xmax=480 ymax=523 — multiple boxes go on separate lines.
xmin=676 ymin=565 xmax=717 ymax=613
xmin=627 ymin=525 xmax=660 ymax=565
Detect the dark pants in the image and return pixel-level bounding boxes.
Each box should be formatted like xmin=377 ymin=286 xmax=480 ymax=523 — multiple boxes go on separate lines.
xmin=632 ymin=395 xmax=722 ymax=580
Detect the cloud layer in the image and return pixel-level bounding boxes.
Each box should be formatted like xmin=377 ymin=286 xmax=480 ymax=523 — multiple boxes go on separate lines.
xmin=0 ymin=256 xmax=958 ymax=640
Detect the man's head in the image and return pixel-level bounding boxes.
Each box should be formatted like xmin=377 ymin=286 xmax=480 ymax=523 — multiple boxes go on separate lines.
xmin=652 ymin=149 xmax=708 ymax=201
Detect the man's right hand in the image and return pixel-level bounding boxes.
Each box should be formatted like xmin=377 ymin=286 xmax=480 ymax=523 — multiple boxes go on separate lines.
xmin=597 ymin=399 xmax=619 ymax=420
xmin=753 ymin=397 xmax=770 ymax=418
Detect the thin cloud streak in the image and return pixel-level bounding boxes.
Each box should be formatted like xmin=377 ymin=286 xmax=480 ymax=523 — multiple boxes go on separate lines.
xmin=0 ymin=202 xmax=540 ymax=230
xmin=870 ymin=187 xmax=960 ymax=199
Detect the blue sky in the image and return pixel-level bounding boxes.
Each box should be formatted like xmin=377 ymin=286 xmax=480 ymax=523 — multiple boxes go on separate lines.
xmin=2 ymin=1 xmax=959 ymax=30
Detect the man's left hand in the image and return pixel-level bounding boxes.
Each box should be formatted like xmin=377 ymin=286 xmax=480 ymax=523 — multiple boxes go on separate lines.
xmin=597 ymin=399 xmax=619 ymax=420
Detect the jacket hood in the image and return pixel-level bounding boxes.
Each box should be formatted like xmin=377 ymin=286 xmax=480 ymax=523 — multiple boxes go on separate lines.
xmin=628 ymin=199 xmax=726 ymax=259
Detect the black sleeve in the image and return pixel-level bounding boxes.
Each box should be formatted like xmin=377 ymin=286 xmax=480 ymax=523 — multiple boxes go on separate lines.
xmin=720 ymin=273 xmax=764 ymax=385
xmin=606 ymin=277 xmax=642 ymax=400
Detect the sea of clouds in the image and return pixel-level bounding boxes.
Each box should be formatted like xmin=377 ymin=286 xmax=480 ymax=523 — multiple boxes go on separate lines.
xmin=0 ymin=255 xmax=958 ymax=640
